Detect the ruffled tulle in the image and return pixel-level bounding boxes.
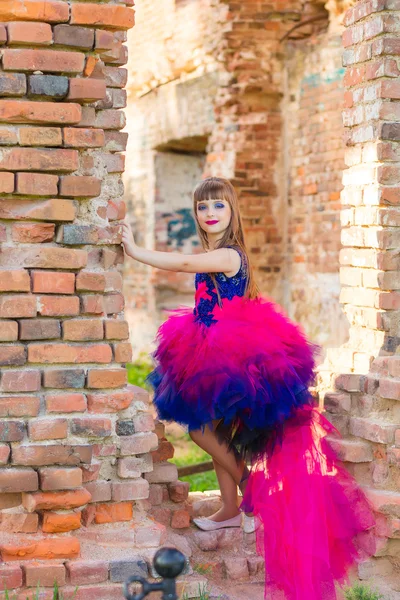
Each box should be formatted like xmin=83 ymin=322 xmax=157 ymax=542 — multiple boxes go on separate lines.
xmin=241 ymin=406 xmax=376 ymax=600
xmin=148 ymin=295 xmax=318 ymax=460
xmin=147 ymin=295 xmax=376 ymax=599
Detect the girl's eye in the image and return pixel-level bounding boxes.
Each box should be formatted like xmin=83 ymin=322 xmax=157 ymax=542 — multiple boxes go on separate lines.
xmin=215 ymin=203 xmax=225 ymax=209
xmin=197 ymin=205 xmax=206 ymax=211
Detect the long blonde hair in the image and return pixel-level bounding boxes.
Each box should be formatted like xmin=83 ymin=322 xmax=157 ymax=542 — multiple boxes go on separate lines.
xmin=193 ymin=177 xmax=259 ymax=299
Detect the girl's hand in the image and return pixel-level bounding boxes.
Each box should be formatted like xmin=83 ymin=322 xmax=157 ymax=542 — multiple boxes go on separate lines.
xmin=121 ymin=219 xmax=136 ymax=257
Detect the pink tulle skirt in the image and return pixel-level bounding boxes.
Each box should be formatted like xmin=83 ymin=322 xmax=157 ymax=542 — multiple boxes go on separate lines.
xmin=147 ymin=295 xmax=376 ymax=599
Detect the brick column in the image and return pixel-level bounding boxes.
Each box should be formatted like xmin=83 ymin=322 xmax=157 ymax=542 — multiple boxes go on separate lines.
xmin=0 ymin=1 xmax=164 ymax=596
xmin=320 ymin=0 xmax=400 ymax=591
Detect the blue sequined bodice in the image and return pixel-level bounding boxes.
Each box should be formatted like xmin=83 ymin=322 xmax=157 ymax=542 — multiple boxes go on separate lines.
xmin=193 ymin=247 xmax=248 ymax=327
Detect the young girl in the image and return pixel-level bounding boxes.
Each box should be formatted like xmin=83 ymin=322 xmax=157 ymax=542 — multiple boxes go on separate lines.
xmin=122 ymin=177 xmax=376 ymax=600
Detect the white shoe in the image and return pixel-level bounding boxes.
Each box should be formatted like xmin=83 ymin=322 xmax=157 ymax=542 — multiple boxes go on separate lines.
xmin=243 ymin=514 xmax=260 ymax=534
xmin=193 ymin=514 xmax=242 ymax=531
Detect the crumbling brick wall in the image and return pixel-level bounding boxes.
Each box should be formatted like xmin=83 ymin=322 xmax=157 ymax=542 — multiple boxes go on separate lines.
xmin=0 ymin=1 xmax=168 ymax=596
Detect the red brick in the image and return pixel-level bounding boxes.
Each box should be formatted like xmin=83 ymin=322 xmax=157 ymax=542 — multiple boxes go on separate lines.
xmin=104 ymin=293 xmax=124 ymax=315
xmin=38 ymin=296 xmax=80 ymax=317
xmin=66 ymin=561 xmax=108 ymax=586
xmin=53 ymin=24 xmax=94 ymax=49
xmin=95 ymin=501 xmax=133 ymax=524
xmin=114 ymin=342 xmax=132 ymax=363
xmin=76 ymin=272 xmax=106 ymax=292
xmin=32 ymin=271 xmax=75 ymax=295
xmin=102 ymin=153 xmax=125 ymax=174
xmin=28 ymin=343 xmax=112 ymax=364
xmin=104 ymin=320 xmax=129 ymax=340
xmin=151 ymin=440 xmax=175 ymax=463
xmin=0 ymin=493 xmax=22 ymax=509
xmin=13 ymin=444 xmax=92 ymax=467
xmin=112 ymin=480 xmax=149 ymax=502
xmin=0 ymin=345 xmax=26 ymax=366
xmin=70 ymin=4 xmax=135 ymax=29
xmin=84 ymin=481 xmax=111 ymax=503
xmin=0 ymin=445 xmax=10 ymax=465
xmin=3 ymin=49 xmax=84 ymax=73
xmin=63 ymin=319 xmax=104 ymax=341
xmin=12 ymin=223 xmax=55 ymax=243
xmin=67 ymin=79 xmax=107 ymax=102
xmin=0 ymin=420 xmax=25 ymax=442
xmin=23 ymin=488 xmax=91 ymax=511
xmin=0 ymin=198 xmax=76 ymax=222
xmin=63 ymin=128 xmax=105 ymax=148
xmin=0 ymin=468 xmax=38 ymax=493
xmin=171 ymin=508 xmax=190 ymax=529
xmin=0 ymin=172 xmax=14 ymax=194
xmin=0 ymin=537 xmax=80 ymax=561
xmin=87 ymin=368 xmax=127 ymax=389
xmin=0 ymin=396 xmax=40 ymax=417
xmin=39 ymin=467 xmax=82 ymax=491
xmin=0 ymin=1 xmax=69 ymax=23
xmin=59 ymin=175 xmax=101 ymax=197
xmin=1 ymin=247 xmax=87 ymax=270
xmin=1 ymin=370 xmax=41 ymax=392
xmin=43 ymin=369 xmax=85 ymax=389
xmin=380 ymin=377 xmax=400 ymax=399
xmin=19 ymin=126 xmax=62 ymax=147
xmin=24 ymin=562 xmax=66 ymax=587
xmin=7 ymin=21 xmax=52 ymax=45
xmin=43 ymin=512 xmax=81 ymax=533
xmin=133 ymin=414 xmax=154 ymax=434
xmin=120 ymin=433 xmax=158 ymax=456
xmin=29 ymin=418 xmax=67 ymax=441
xmin=81 ymin=295 xmax=105 ymax=315
xmin=0 ymin=73 xmax=26 ymax=96
xmin=87 ymin=390 xmax=134 ymax=413
xmin=19 ymin=319 xmax=60 ymax=340
xmin=95 ymin=109 xmax=125 ymax=130
xmin=0 ymin=513 xmax=38 ymax=533
xmin=0 ymin=269 xmax=30 ymax=292
xmin=350 ymin=417 xmax=397 ymax=444
xmin=0 ymin=101 xmax=81 ymax=126
xmin=0 ymin=320 xmax=18 ymax=342
xmin=0 ymin=565 xmax=23 ymax=591
xmin=104 ymin=130 xmax=128 ymax=150
xmin=107 ymin=199 xmax=126 ymax=221
xmin=81 ymin=462 xmax=101 ymax=483
xmin=0 ymin=127 xmax=18 ymax=145
xmin=16 ymin=172 xmax=58 ymax=196
xmin=95 ymin=30 xmax=115 ymax=52
xmin=0 ymin=295 xmax=36 ymax=318
xmin=46 ymin=393 xmax=87 ymax=413
xmin=70 ymin=417 xmax=112 ymax=437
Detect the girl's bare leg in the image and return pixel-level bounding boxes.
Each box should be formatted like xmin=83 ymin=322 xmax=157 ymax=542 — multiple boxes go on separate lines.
xmin=189 ymin=421 xmax=247 ymax=521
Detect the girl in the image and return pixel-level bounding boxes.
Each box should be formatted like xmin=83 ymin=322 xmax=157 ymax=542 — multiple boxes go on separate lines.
xmin=122 ymin=177 xmax=375 ymax=600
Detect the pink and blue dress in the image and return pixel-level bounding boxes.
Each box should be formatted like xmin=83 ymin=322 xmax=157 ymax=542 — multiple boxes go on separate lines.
xmin=148 ymin=246 xmax=376 ymax=600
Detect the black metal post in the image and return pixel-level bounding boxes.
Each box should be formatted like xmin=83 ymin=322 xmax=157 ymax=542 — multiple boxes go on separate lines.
xmin=123 ymin=547 xmax=186 ymax=600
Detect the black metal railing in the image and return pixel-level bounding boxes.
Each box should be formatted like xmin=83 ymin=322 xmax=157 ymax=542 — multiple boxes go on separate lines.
xmin=124 ymin=547 xmax=186 ymax=600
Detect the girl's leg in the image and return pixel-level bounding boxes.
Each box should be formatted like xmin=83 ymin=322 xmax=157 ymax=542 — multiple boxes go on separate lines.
xmin=189 ymin=422 xmax=247 ymax=521
xmin=209 ymin=458 xmax=240 ymax=522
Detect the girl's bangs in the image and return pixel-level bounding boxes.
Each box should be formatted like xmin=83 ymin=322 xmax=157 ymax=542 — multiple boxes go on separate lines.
xmin=194 ymin=179 xmax=227 ymax=203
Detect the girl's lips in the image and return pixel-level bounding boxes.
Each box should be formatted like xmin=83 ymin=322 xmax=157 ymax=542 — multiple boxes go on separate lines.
xmin=206 ymin=220 xmax=219 ymax=225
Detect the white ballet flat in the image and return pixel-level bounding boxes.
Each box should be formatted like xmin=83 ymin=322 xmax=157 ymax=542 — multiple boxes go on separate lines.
xmin=193 ymin=514 xmax=242 ymax=531
xmin=243 ymin=514 xmax=260 ymax=534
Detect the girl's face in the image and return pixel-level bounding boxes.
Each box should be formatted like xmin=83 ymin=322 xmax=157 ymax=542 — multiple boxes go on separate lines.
xmin=196 ymin=198 xmax=232 ymax=238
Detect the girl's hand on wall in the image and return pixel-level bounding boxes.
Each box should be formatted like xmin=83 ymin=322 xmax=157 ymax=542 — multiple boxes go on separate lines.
xmin=121 ymin=219 xmax=136 ymax=257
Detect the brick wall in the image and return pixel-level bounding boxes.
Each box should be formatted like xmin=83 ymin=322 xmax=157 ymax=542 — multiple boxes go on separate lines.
xmin=0 ymin=1 xmax=172 ymax=596
xmin=319 ymin=0 xmax=400 ymax=593
xmin=286 ymin=20 xmax=348 ymax=348
xmin=123 ymin=0 xmax=221 ymax=355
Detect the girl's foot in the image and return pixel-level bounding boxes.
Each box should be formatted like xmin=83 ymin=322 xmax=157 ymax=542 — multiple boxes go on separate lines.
xmin=206 ymin=507 xmax=241 ymax=523
xmin=193 ymin=514 xmax=242 ymax=531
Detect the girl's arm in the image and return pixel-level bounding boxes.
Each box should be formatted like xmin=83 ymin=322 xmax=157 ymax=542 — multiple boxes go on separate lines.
xmin=121 ymin=221 xmax=240 ymax=274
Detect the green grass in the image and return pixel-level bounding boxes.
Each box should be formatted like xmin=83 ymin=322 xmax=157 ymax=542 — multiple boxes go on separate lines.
xmin=168 ymin=430 xmax=218 ymax=493
xmin=343 ymin=583 xmax=384 ymax=600
xmin=182 ymin=582 xmax=220 ymax=600
xmin=5 ymin=582 xmax=78 ymax=600
xmin=126 ymin=354 xmax=153 ymax=390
